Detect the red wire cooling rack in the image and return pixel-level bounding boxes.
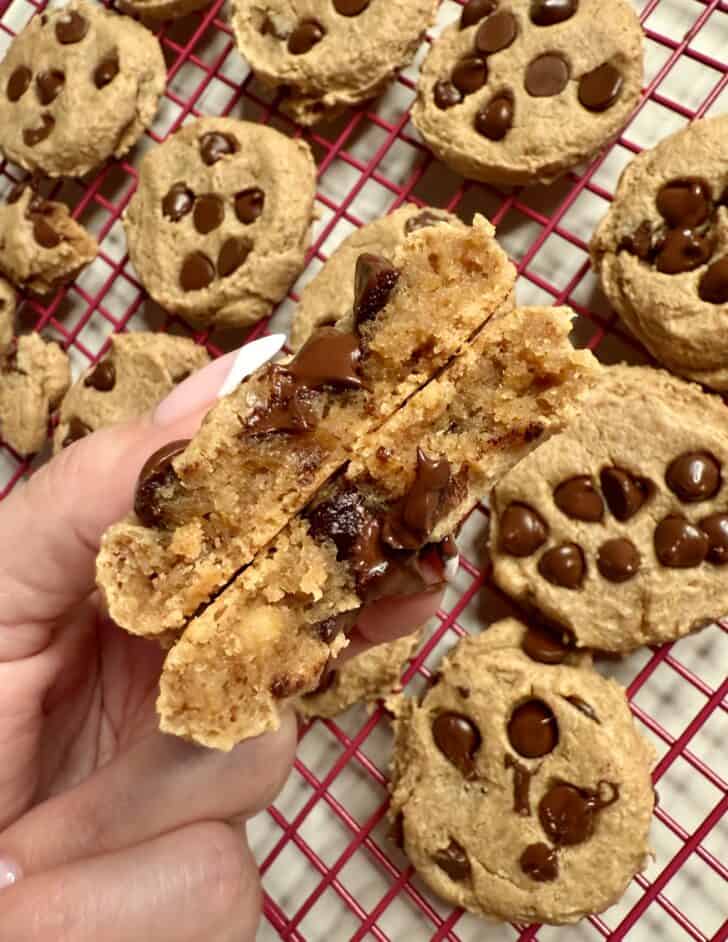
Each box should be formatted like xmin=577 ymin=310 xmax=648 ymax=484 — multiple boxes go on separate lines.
xmin=1 ymin=0 xmax=727 ymax=939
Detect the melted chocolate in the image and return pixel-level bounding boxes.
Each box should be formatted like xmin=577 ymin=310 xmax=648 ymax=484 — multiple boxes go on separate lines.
xmin=382 ymin=449 xmax=453 ymax=550
xmin=504 ymin=754 xmax=533 ymax=815
xmin=134 ymin=439 xmax=190 ymax=528
xmin=432 ymin=712 xmax=481 ymax=778
xmin=353 ymin=253 xmax=399 ymax=329
xmin=520 ymin=842 xmax=558 ymax=882
xmin=432 ymin=840 xmax=471 ymax=881
xmin=539 ymin=780 xmax=619 ymax=846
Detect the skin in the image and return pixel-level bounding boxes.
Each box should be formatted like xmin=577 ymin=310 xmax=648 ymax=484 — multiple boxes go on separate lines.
xmin=0 ymin=353 xmax=442 ymax=941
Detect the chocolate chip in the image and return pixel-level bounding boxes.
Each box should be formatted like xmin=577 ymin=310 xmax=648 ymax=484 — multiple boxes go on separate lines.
xmin=432 ymin=840 xmax=470 ymax=881
xmin=578 ymin=62 xmax=622 ymax=112
xmin=619 ymin=221 xmax=654 ymax=261
xmin=522 ymin=621 xmax=571 ymax=664
xmin=218 ymin=238 xmax=251 ymax=278
xmin=333 ymin=0 xmax=370 ymax=14
xmin=504 ymin=754 xmax=533 ymax=815
xmin=498 ymin=502 xmax=548 ymax=556
xmin=162 ymin=183 xmax=194 ymax=222
xmin=307 ymin=486 xmax=370 ymax=559
xmin=530 ymin=0 xmax=577 ymax=25
xmin=7 ymin=66 xmax=32 ymax=102
xmin=508 ymin=699 xmax=559 ymax=758
xmin=538 ymin=543 xmax=585 ymax=589
xmin=382 ymin=449 xmax=453 ymax=550
xmin=404 ymin=210 xmax=448 ymax=234
xmin=199 ymin=132 xmax=238 ymax=165
xmin=432 ymin=712 xmax=481 ymax=777
xmin=94 ymin=54 xmax=119 ymax=89
xmin=32 ymin=216 xmax=61 ymax=249
xmin=666 ymin=451 xmax=721 ymax=502
xmin=564 ymin=695 xmax=600 ymax=722
xmin=235 ymin=187 xmax=265 ymax=224
xmin=654 ymin=515 xmax=709 ymax=568
xmin=525 ymin=53 xmax=569 ymax=97
xmin=656 ymin=178 xmax=712 ymax=229
xmin=23 ymin=114 xmax=55 ymax=147
xmin=180 ymin=252 xmax=215 ymax=291
xmin=475 ymin=94 xmax=513 ymax=140
xmin=475 ymin=10 xmax=517 ymax=53
xmin=134 ymin=439 xmax=189 ymax=528
xmin=84 ymin=359 xmax=116 ymax=392
xmin=655 ymin=228 xmax=714 ymax=274
xmin=315 ymin=610 xmax=358 ymax=643
xmin=34 ymin=69 xmax=65 ymax=106
xmin=539 ymin=781 xmax=618 ymax=846
xmin=288 ymin=327 xmax=362 ymax=389
xmin=520 ymin=842 xmax=558 ymax=882
xmin=62 ymin=415 xmax=91 ymax=448
xmin=553 ymin=475 xmax=604 ymax=522
xmin=434 ymin=80 xmax=463 ymax=110
xmin=451 ymin=55 xmax=488 ymax=95
xmin=600 ymin=466 xmax=651 ymax=521
xmin=353 ymin=253 xmax=399 ymax=328
xmin=55 ymin=10 xmax=88 ymax=44
xmin=460 ymin=0 xmax=498 ymax=28
xmin=597 ymin=538 xmax=640 ymax=583
xmin=193 ymin=194 xmax=225 ymax=235
xmin=699 ymin=512 xmax=728 ymax=565
xmin=698 ymin=256 xmax=728 ymax=304
xmin=288 ymin=19 xmax=325 ymax=54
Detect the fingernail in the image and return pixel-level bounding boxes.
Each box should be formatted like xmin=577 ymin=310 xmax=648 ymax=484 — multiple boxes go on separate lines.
xmin=0 ymin=857 xmax=22 ymax=890
xmin=216 ymin=334 xmax=286 ymax=398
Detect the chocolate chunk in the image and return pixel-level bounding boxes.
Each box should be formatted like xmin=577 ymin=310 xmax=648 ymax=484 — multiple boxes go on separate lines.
xmin=404 ymin=210 xmax=448 ymax=234
xmin=600 ymin=466 xmax=651 ymax=521
xmin=460 ymin=0 xmax=498 ymax=28
xmin=32 ymin=216 xmax=61 ymax=249
xmin=432 ymin=840 xmax=470 ymax=881
xmin=655 ymin=228 xmax=713 ymax=274
xmin=23 ymin=114 xmax=55 ymax=147
xmin=666 ymin=451 xmax=721 ymax=502
xmin=84 ymin=359 xmax=116 ymax=392
xmin=7 ymin=179 xmax=28 ymax=204
xmin=498 ymin=502 xmax=548 ymax=556
xmin=62 ymin=415 xmax=91 ymax=448
xmin=538 ymin=543 xmax=585 ymax=589
xmin=307 ymin=486 xmax=370 ymax=560
xmin=597 ymin=537 xmax=640 ymax=583
xmin=656 ymin=178 xmax=712 ymax=229
xmin=525 ymin=54 xmax=569 ymax=97
xmin=353 ymin=253 xmax=399 ymax=328
xmin=578 ymin=62 xmax=622 ymax=112
xmin=539 ymin=781 xmax=619 ymax=846
xmin=432 ymin=712 xmax=481 ymax=778
xmin=235 ymin=187 xmax=265 ymax=224
xmin=451 ymin=55 xmax=488 ymax=96
xmin=55 ymin=10 xmax=88 ymax=44
xmin=698 ymin=256 xmax=728 ymax=304
xmin=619 ymin=221 xmax=654 ymax=261
xmin=333 ymin=0 xmax=370 ymax=14
xmin=288 ymin=19 xmax=325 ymax=54
xmin=288 ymin=327 xmax=362 ymax=389
xmin=530 ymin=0 xmax=577 ymax=25
xmin=218 ymin=238 xmax=251 ymax=278
xmin=199 ymin=132 xmax=238 ymax=165
xmin=699 ymin=512 xmax=728 ymax=565
xmin=7 ymin=66 xmax=32 ymax=102
xmin=520 ymin=842 xmax=558 ymax=882
xmin=162 ymin=183 xmax=194 ymax=222
xmin=564 ymin=695 xmax=599 ymax=723
xmin=553 ymin=475 xmax=604 ymax=522
xmin=654 ymin=515 xmax=709 ymax=568
xmin=193 ymin=194 xmax=225 ymax=235
xmin=246 ymin=366 xmax=318 ymax=435
xmin=180 ymin=252 xmax=215 ymax=291
xmin=475 ymin=10 xmax=517 ymax=53
xmin=94 ymin=54 xmax=119 ymax=89
xmin=36 ymin=69 xmax=65 ymax=105
xmin=315 ymin=610 xmax=359 ymax=643
xmin=504 ymin=755 xmax=533 ymax=815
xmin=134 ymin=439 xmax=189 ymax=528
xmin=382 ymin=449 xmax=453 ymax=550
xmin=475 ymin=94 xmax=513 ymax=141
xmin=508 ymin=699 xmax=559 ymax=758
xmin=522 ymin=621 xmax=571 ymax=664
xmin=434 ymin=80 xmax=462 ymax=110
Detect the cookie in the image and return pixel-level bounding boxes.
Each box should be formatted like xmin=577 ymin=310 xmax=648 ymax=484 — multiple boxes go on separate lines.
xmin=0 ymin=277 xmax=15 ymax=353
xmin=53 ymin=332 xmax=209 ymax=453
xmin=412 ymin=0 xmax=643 ymax=186
xmin=0 ymin=1 xmax=166 ymax=178
xmin=155 ymin=305 xmax=597 ymax=748
xmin=120 ymin=0 xmax=212 ymax=22
xmin=591 ymin=116 xmax=728 ymax=390
xmin=231 ymin=0 xmax=438 ymax=126
xmin=0 ymin=181 xmax=98 ymax=295
xmin=491 ymin=364 xmax=728 ymax=652
xmin=290 ymin=205 xmax=459 ymax=351
xmin=98 ymin=217 xmax=516 ymax=640
xmin=388 ymin=618 xmax=654 ymax=925
xmin=124 ymin=118 xmax=316 ymax=331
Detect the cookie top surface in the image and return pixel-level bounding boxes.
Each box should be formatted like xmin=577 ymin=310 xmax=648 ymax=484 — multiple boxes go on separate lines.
xmin=0 ymin=277 xmax=15 ymax=353
xmin=591 ymin=115 xmax=728 ymax=390
xmin=0 ymin=0 xmax=166 ymax=178
xmin=412 ymin=0 xmax=643 ymax=185
xmin=491 ymin=365 xmax=728 ymax=652
xmin=389 ymin=618 xmax=654 ymax=925
xmin=124 ymin=117 xmax=316 ymax=330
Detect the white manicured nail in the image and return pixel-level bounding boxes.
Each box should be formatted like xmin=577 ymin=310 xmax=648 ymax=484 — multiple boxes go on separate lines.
xmin=217 ymin=333 xmax=287 ymax=399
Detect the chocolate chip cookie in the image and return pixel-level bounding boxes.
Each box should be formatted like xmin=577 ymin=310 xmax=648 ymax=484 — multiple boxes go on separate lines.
xmin=124 ymin=118 xmax=316 ymax=330
xmin=412 ymin=0 xmax=643 ymax=185
xmin=388 ymin=618 xmax=654 ymax=924
xmin=0 ymin=1 xmax=166 ymax=178
xmin=491 ymin=364 xmax=728 ymax=652
xmin=231 ymin=0 xmax=438 ymax=126
xmin=591 ymin=115 xmax=728 ymax=390
xmin=53 ymin=332 xmax=209 ymax=453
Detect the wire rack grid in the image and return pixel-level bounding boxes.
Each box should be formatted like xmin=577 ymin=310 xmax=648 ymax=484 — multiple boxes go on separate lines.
xmin=0 ymin=0 xmax=726 ymax=939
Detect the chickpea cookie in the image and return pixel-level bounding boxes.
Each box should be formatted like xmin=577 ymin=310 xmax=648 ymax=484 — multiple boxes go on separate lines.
xmin=412 ymin=0 xmax=643 ymax=186
xmin=231 ymin=0 xmax=438 ymax=126
xmin=124 ymin=117 xmax=316 ymax=330
xmin=119 ymin=0 xmax=212 ymax=23
xmin=591 ymin=115 xmax=728 ymax=390
xmin=0 ymin=0 xmax=166 ymax=178
xmin=491 ymin=364 xmax=728 ymax=652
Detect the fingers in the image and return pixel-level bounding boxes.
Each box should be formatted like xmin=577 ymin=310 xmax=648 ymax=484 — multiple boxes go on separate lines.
xmin=0 ymin=821 xmax=262 ymax=942
xmin=351 ymin=583 xmax=444 ymax=649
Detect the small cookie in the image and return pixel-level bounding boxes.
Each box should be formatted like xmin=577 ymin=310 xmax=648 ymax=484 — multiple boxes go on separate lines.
xmin=53 ymin=332 xmax=209 ymax=452
xmin=120 ymin=0 xmax=211 ymax=22
xmin=0 ymin=182 xmax=98 ymax=295
xmin=412 ymin=0 xmax=643 ymax=185
xmin=124 ymin=118 xmax=316 ymax=330
xmin=591 ymin=116 xmax=728 ymax=390
xmin=0 ymin=1 xmax=166 ymax=178
xmin=0 ymin=277 xmax=15 ymax=353
xmin=491 ymin=365 xmax=728 ymax=652
xmin=231 ymin=0 xmax=438 ymax=126
xmin=388 ymin=619 xmax=654 ymax=925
